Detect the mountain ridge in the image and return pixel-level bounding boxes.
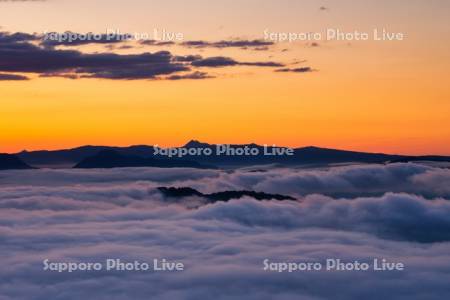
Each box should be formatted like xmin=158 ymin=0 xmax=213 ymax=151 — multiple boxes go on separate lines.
xmin=0 ymin=154 xmax=33 ymax=170
xmin=74 ymin=149 xmax=215 ymax=169
xmin=12 ymin=140 xmax=450 ymax=168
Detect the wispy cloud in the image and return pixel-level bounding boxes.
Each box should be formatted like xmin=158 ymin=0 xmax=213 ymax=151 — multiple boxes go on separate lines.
xmin=192 ymin=56 xmax=284 ymax=68
xmin=275 ymin=67 xmax=315 ymax=73
xmin=181 ymin=39 xmax=274 ymax=50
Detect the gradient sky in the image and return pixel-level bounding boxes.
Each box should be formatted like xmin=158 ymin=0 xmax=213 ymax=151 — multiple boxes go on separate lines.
xmin=0 ymin=0 xmax=449 ymax=154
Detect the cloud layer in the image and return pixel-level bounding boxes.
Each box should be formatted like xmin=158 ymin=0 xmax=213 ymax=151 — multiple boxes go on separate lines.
xmin=0 ymin=31 xmax=288 ymax=80
xmin=1 ymin=163 xmax=449 ymax=299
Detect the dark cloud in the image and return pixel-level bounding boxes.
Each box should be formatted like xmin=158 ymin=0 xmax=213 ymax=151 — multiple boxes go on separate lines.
xmin=35 ymin=31 xmax=275 ymax=54
xmin=139 ymin=40 xmax=176 ymax=46
xmin=0 ymin=42 xmax=188 ymax=79
xmin=192 ymin=56 xmax=284 ymax=68
xmin=181 ymin=39 xmax=274 ymax=50
xmin=34 ymin=33 xmax=272 ymax=52
xmin=173 ymin=54 xmax=203 ymax=62
xmin=0 ymin=31 xmax=285 ymax=80
xmin=275 ymin=67 xmax=314 ymax=73
xmin=0 ymin=72 xmax=28 ymax=80
xmin=166 ymin=71 xmax=213 ymax=80
xmin=241 ymin=61 xmax=284 ymax=67
xmin=191 ymin=56 xmax=238 ymax=67
xmin=182 ymin=41 xmax=207 ymax=47
xmin=0 ymin=31 xmax=39 ymax=43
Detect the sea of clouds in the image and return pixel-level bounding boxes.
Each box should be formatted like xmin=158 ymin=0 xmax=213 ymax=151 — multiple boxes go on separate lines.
xmin=1 ymin=162 xmax=450 ymax=299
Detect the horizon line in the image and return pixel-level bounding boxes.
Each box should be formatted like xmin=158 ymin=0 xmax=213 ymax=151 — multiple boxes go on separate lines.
xmin=5 ymin=140 xmax=450 ymax=157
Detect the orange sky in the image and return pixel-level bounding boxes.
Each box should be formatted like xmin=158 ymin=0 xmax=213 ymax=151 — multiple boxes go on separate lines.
xmin=0 ymin=0 xmax=449 ymax=155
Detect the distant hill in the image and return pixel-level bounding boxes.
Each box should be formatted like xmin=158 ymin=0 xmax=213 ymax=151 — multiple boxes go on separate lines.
xmin=0 ymin=154 xmax=33 ymax=170
xmin=157 ymin=187 xmax=296 ymax=202
xmin=17 ymin=145 xmax=154 ymax=168
xmin=74 ymin=150 xmax=215 ymax=169
xmin=387 ymin=156 xmax=450 ymax=163
xmin=15 ymin=140 xmax=450 ymax=168
xmin=151 ymin=140 xmax=450 ymax=166
xmin=177 ymin=141 xmax=403 ymax=165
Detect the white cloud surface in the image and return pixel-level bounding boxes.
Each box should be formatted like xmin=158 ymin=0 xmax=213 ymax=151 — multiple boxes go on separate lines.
xmin=1 ymin=163 xmax=449 ymax=299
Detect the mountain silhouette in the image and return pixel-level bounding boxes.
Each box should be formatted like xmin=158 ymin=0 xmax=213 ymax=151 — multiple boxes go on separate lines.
xmin=157 ymin=187 xmax=296 ymax=202
xmin=74 ymin=150 xmax=215 ymax=169
xmin=17 ymin=145 xmax=154 ymax=168
xmin=0 ymin=154 xmax=33 ymax=170
xmin=14 ymin=140 xmax=450 ymax=168
xmin=183 ymin=140 xmax=212 ymax=148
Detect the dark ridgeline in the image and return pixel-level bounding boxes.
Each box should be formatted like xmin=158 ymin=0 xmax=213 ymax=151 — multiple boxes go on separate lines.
xmin=179 ymin=140 xmax=402 ymax=165
xmin=14 ymin=140 xmax=450 ymax=169
xmin=73 ymin=149 xmax=215 ymax=169
xmin=157 ymin=187 xmax=296 ymax=202
xmin=17 ymin=145 xmax=154 ymax=168
xmin=0 ymin=154 xmax=33 ymax=170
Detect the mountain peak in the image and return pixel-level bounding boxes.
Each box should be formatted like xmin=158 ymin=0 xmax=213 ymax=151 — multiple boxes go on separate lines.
xmin=184 ymin=140 xmax=212 ymax=148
